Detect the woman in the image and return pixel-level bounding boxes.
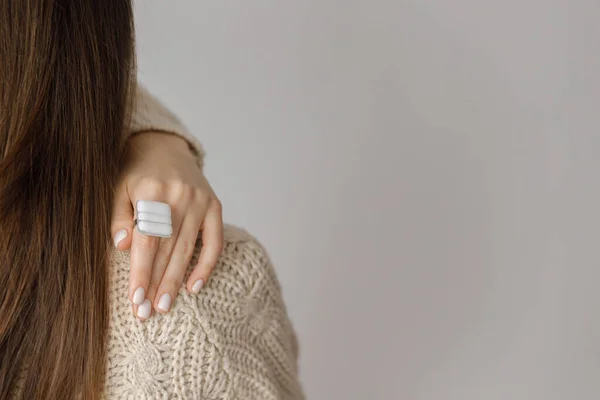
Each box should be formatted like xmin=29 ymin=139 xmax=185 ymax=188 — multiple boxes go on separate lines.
xmin=119 ymin=85 xmax=224 ymax=321
xmin=0 ymin=1 xmax=303 ymax=399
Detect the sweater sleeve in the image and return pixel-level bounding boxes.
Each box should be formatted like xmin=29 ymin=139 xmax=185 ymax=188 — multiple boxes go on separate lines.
xmin=129 ymin=84 xmax=205 ymax=170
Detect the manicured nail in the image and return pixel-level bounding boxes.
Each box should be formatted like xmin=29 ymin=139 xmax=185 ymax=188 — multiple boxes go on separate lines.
xmin=132 ymin=287 xmax=145 ymax=305
xmin=157 ymin=293 xmax=172 ymax=312
xmin=191 ymin=279 xmax=204 ymax=294
xmin=137 ymin=299 xmax=152 ymax=319
xmin=113 ymin=229 xmax=128 ymax=248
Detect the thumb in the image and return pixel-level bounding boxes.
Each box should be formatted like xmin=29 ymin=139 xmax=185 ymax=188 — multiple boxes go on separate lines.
xmin=111 ymin=182 xmax=134 ymax=250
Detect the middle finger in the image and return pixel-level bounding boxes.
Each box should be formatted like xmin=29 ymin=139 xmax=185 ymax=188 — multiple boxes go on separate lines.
xmin=129 ymin=221 xmax=160 ymax=320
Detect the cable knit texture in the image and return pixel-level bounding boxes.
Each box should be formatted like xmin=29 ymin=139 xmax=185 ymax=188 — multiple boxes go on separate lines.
xmin=103 ymin=225 xmax=304 ymax=399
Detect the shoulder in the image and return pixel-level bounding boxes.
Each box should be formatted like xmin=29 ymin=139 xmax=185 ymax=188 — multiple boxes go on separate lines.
xmin=105 ymin=225 xmax=302 ymax=399
xmin=218 ymin=225 xmax=282 ymax=292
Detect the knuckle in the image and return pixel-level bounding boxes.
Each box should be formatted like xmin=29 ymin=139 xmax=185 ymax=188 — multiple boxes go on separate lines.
xmin=137 ymin=177 xmax=165 ymax=198
xmin=157 ymin=236 xmax=170 ymax=249
xmin=194 ymin=188 xmax=209 ymax=205
xmin=181 ymin=184 xmax=194 ymax=201
xmin=193 ymin=187 xmax=204 ymax=198
xmin=192 ymin=187 xmax=201 ymax=198
xmin=156 ymin=239 xmax=171 ymax=258
xmin=182 ymin=239 xmax=194 ymax=260
xmin=136 ymin=234 xmax=158 ymax=250
xmin=169 ymin=180 xmax=184 ymax=196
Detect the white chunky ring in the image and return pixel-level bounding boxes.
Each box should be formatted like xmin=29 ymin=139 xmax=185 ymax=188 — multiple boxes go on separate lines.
xmin=134 ymin=200 xmax=173 ymax=238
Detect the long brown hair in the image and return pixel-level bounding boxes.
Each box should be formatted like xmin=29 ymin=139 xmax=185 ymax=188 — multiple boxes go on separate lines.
xmin=0 ymin=1 xmax=134 ymax=398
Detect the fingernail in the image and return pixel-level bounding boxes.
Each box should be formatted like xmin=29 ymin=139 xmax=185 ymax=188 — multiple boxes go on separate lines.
xmin=137 ymin=299 xmax=152 ymax=319
xmin=113 ymin=229 xmax=128 ymax=248
xmin=157 ymin=293 xmax=172 ymax=312
xmin=132 ymin=287 xmax=145 ymax=305
xmin=191 ymin=279 xmax=204 ymax=294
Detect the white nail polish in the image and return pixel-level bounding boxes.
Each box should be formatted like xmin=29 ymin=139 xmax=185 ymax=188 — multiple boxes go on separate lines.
xmin=157 ymin=293 xmax=172 ymax=312
xmin=191 ymin=279 xmax=204 ymax=294
xmin=137 ymin=299 xmax=152 ymax=319
xmin=132 ymin=287 xmax=145 ymax=305
xmin=113 ymin=229 xmax=128 ymax=248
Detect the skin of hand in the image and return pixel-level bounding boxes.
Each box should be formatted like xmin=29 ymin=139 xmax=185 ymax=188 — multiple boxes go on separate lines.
xmin=111 ymin=131 xmax=223 ymax=320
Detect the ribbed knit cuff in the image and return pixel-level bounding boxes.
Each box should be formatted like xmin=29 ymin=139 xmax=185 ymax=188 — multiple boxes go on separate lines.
xmin=129 ymin=84 xmax=205 ymax=170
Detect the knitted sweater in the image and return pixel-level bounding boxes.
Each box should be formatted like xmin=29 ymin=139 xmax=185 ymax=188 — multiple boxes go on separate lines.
xmin=130 ymin=85 xmax=206 ymax=169
xmin=101 ymin=87 xmax=304 ymax=399
xmin=105 ymin=225 xmax=303 ymax=399
xmin=8 ymin=87 xmax=302 ymax=399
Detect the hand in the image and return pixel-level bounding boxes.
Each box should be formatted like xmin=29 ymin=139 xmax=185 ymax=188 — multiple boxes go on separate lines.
xmin=111 ymin=132 xmax=223 ymax=320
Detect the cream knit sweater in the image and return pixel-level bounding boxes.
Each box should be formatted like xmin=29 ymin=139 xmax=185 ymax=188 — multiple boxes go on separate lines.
xmin=100 ymin=86 xmax=304 ymax=399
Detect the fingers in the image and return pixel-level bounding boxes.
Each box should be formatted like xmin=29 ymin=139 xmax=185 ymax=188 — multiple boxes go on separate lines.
xmin=129 ymin=221 xmax=160 ymax=320
xmin=124 ymin=178 xmax=223 ymax=321
xmin=128 ymin=183 xmax=173 ymax=319
xmin=143 ymin=186 xmax=195 ymax=314
xmin=111 ymin=183 xmax=134 ymax=250
xmin=187 ymin=201 xmax=224 ymax=294
xmin=142 ymin=214 xmax=182 ymax=317
xmin=129 ymin=200 xmax=184 ymax=320
xmin=153 ymin=213 xmax=203 ymax=313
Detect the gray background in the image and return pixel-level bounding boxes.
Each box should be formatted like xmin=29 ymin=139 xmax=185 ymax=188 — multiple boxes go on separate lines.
xmin=135 ymin=1 xmax=599 ymax=399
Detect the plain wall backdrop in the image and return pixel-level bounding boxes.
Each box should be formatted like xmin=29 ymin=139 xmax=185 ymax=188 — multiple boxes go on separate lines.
xmin=135 ymin=1 xmax=599 ymax=399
